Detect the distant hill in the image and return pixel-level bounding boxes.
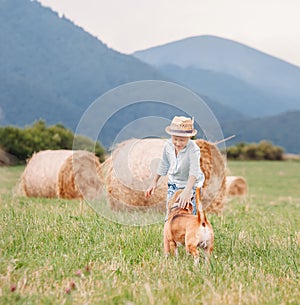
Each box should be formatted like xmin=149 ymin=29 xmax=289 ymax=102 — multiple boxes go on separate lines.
xmin=155 ymin=65 xmax=284 ymax=117
xmin=222 ymin=111 xmax=300 ymax=154
xmin=0 ymin=0 xmax=164 ymax=129
xmin=133 ymin=35 xmax=300 ymax=117
xmin=0 ymin=0 xmax=243 ymax=132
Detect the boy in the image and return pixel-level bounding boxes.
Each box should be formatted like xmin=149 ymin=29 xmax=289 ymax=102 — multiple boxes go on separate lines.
xmin=145 ymin=116 xmax=205 ymax=218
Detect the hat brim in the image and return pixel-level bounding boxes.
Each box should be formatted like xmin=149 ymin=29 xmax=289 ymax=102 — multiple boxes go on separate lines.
xmin=165 ymin=126 xmax=197 ymax=137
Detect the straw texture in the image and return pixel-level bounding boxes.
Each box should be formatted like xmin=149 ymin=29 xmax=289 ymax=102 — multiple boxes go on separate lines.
xmin=225 ymin=176 xmax=248 ymax=197
xmin=22 ymin=150 xmax=102 ymax=199
xmin=99 ymin=139 xmax=167 ymax=212
xmin=194 ymin=139 xmax=226 ymax=214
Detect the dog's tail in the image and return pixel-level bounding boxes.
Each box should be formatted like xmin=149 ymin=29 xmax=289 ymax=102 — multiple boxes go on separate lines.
xmin=196 ymin=187 xmax=207 ymax=224
xmin=196 ymin=187 xmax=202 ymax=223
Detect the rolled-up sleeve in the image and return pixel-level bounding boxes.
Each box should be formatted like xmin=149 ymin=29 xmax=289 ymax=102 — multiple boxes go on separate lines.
xmin=157 ymin=144 xmax=170 ymax=176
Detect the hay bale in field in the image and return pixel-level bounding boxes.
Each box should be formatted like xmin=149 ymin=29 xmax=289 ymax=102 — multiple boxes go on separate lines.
xmin=225 ymin=176 xmax=248 ymax=197
xmin=0 ymin=149 xmax=18 ymax=166
xmin=99 ymin=139 xmax=168 ymax=212
xmin=99 ymin=138 xmax=226 ymax=214
xmin=21 ymin=150 xmax=102 ymax=199
xmin=194 ymin=139 xmax=226 ymax=214
xmin=0 ymin=149 xmax=9 ymax=166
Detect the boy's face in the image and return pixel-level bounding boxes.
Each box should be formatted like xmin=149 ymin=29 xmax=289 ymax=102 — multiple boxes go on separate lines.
xmin=171 ymin=135 xmax=190 ymax=152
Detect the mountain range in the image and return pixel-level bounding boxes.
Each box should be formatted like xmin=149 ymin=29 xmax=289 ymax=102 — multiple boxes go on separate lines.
xmin=133 ymin=35 xmax=300 ymax=118
xmin=0 ymin=0 xmax=300 ymax=153
xmin=0 ymin=0 xmax=165 ymax=129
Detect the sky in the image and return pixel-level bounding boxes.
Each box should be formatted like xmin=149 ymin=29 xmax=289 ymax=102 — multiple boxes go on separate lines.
xmin=37 ymin=0 xmax=300 ymax=67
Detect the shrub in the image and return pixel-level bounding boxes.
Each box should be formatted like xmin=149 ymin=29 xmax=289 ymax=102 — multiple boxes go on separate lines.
xmin=0 ymin=120 xmax=106 ymax=162
xmin=227 ymin=141 xmax=284 ymax=160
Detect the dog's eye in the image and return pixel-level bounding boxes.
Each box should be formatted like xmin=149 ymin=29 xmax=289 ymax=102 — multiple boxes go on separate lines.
xmin=202 ymin=223 xmax=206 ymax=227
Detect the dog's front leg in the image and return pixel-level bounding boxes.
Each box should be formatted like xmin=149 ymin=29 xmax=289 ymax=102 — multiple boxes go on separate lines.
xmin=186 ymin=244 xmax=199 ymax=265
xmin=203 ymin=251 xmax=210 ymax=264
xmin=194 ymin=257 xmax=200 ymax=265
xmin=202 ymin=247 xmax=212 ymax=265
xmin=169 ymin=240 xmax=177 ymax=256
xmin=163 ymin=222 xmax=171 ymax=256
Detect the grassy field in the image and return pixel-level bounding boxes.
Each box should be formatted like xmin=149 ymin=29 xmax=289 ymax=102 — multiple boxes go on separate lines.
xmin=0 ymin=161 xmax=299 ymax=305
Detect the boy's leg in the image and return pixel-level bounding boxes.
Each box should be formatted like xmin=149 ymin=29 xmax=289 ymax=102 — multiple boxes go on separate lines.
xmin=191 ymin=188 xmax=197 ymax=215
xmin=165 ymin=183 xmax=177 ymax=221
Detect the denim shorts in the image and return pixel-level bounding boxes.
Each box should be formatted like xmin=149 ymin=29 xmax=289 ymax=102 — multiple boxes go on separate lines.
xmin=166 ymin=183 xmax=197 ymax=219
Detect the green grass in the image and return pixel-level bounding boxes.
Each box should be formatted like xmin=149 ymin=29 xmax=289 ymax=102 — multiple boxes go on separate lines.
xmin=0 ymin=161 xmax=299 ymax=304
xmin=0 ymin=166 xmax=24 ymax=194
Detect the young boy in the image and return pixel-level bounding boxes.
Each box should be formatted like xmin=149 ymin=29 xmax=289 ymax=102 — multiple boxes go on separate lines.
xmin=145 ymin=116 xmax=205 ymax=218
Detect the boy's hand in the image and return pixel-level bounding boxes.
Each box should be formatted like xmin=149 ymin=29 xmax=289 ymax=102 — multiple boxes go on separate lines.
xmin=145 ymin=183 xmax=157 ymax=198
xmin=176 ymin=190 xmax=191 ymax=208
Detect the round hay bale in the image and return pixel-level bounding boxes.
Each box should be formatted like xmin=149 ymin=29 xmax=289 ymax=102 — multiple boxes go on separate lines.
xmin=225 ymin=176 xmax=248 ymax=197
xmin=194 ymin=139 xmax=226 ymax=214
xmin=58 ymin=151 xmax=103 ymax=200
xmin=22 ymin=150 xmax=102 ymax=199
xmin=0 ymin=149 xmax=18 ymax=166
xmin=99 ymin=139 xmax=168 ymax=212
xmin=99 ymin=138 xmax=226 ymax=214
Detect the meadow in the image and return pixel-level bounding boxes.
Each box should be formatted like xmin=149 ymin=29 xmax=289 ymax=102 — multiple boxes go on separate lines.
xmin=0 ymin=161 xmax=299 ymax=305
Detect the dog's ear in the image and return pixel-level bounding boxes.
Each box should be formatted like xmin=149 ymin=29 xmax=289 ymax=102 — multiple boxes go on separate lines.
xmin=173 ymin=190 xmax=183 ymax=203
xmin=168 ymin=190 xmax=181 ymax=212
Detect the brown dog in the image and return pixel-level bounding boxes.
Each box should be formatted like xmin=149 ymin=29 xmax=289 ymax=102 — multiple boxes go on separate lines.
xmin=166 ymin=190 xmax=194 ymax=216
xmin=164 ymin=188 xmax=214 ymax=264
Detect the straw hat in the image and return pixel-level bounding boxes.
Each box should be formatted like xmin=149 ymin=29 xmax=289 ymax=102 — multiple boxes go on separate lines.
xmin=165 ymin=116 xmax=197 ymax=137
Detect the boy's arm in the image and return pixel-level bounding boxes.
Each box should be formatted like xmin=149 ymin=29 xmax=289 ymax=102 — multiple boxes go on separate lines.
xmin=145 ymin=174 xmax=161 ymax=198
xmin=145 ymin=143 xmax=169 ymax=198
xmin=176 ymin=175 xmax=197 ymax=207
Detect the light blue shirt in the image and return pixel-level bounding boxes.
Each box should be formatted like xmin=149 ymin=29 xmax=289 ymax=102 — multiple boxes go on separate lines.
xmin=157 ymin=139 xmax=205 ymax=188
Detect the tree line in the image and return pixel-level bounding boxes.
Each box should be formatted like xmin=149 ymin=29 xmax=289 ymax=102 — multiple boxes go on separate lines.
xmin=0 ymin=120 xmax=106 ymax=163
xmin=0 ymin=120 xmax=287 ymax=164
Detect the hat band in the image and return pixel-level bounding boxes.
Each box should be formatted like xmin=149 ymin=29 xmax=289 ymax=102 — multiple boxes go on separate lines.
xmin=169 ymin=129 xmax=194 ymax=134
